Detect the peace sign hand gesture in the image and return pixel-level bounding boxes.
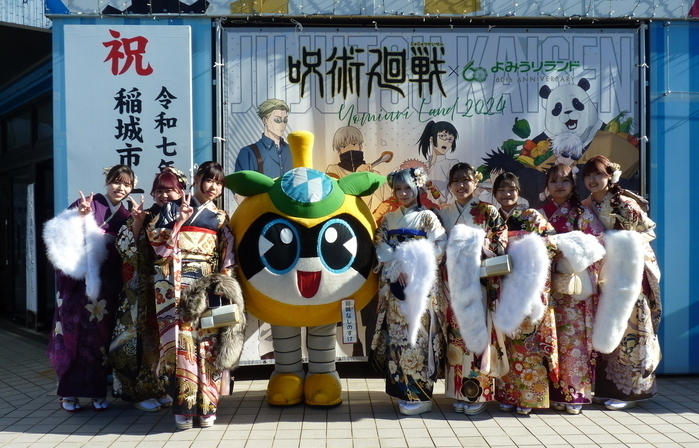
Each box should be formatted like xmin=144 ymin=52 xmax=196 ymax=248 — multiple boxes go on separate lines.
xmin=177 ymin=193 xmax=194 ymax=224
xmin=130 ymin=195 xmax=146 ymax=224
xmin=78 ymin=191 xmax=94 ymax=216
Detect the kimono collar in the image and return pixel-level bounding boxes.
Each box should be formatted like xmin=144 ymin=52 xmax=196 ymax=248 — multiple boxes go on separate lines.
xmin=499 ymin=203 xmax=525 ymax=220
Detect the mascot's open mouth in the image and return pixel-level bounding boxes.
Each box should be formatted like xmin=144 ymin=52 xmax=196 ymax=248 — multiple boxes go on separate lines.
xmin=565 ymin=119 xmax=578 ymax=130
xmin=297 ymin=271 xmax=321 ymax=298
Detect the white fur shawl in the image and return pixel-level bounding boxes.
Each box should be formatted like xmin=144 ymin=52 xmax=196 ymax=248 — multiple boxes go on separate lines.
xmin=552 ymin=231 xmax=606 ymax=301
xmin=446 ymin=224 xmax=488 ymax=355
xmin=494 ymin=233 xmax=550 ymax=336
xmin=552 ymin=231 xmax=606 ymax=273
xmin=42 ymin=208 xmax=108 ymax=301
xmin=592 ymin=230 xmax=645 ymax=354
xmin=395 ymin=238 xmax=437 ymax=346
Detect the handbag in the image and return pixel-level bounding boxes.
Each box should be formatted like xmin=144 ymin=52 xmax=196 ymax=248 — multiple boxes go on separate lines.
xmin=551 ymin=273 xmax=582 ymax=295
xmin=200 ymin=291 xmax=242 ymax=329
xmin=480 ymin=255 xmax=512 ymax=278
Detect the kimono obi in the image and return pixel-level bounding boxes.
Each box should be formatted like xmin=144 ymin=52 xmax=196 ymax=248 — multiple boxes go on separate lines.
xmin=178 ymin=225 xmax=218 ymax=261
xmin=388 ymin=228 xmax=427 ymax=244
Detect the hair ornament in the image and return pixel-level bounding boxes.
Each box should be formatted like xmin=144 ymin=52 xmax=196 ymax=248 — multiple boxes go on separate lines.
xmin=103 ymin=166 xmax=112 ymax=176
xmin=164 ymin=166 xmax=188 ymax=188
xmin=474 ymin=171 xmax=483 ymax=182
xmin=411 ymin=167 xmax=428 ymax=188
xmin=611 ymin=169 xmax=622 ymax=184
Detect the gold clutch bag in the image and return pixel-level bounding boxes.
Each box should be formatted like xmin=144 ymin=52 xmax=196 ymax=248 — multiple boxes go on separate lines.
xmin=551 ymin=273 xmax=582 ymax=295
xmin=480 ymin=255 xmax=512 ymax=278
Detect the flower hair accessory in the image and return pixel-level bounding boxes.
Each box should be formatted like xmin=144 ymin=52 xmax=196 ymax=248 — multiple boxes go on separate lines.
xmin=474 ymin=171 xmax=483 ymax=182
xmin=411 ymin=167 xmax=428 ymax=188
xmin=610 ymin=162 xmax=622 ymax=184
xmin=611 ymin=170 xmax=622 ymax=184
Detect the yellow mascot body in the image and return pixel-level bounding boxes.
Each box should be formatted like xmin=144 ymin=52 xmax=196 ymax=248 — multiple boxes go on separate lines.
xmin=226 ymin=131 xmax=384 ymax=406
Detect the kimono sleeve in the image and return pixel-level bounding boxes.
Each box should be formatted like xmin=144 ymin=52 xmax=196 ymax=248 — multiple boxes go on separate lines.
xmin=217 ymin=211 xmax=236 ymax=276
xmin=147 ymin=202 xmax=181 ymax=260
xmin=619 ymin=197 xmax=657 ymax=243
xmin=484 ymin=204 xmax=508 ymax=256
xmin=422 ymin=210 xmax=447 ymax=259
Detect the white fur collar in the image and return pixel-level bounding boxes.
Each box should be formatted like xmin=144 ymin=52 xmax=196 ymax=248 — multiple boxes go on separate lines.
xmin=494 ymin=233 xmax=550 ymax=336
xmin=446 ymin=224 xmax=488 ymax=355
xmin=593 ymin=230 xmax=645 ymax=353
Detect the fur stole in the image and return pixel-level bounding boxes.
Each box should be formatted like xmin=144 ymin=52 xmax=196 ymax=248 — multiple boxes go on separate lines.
xmin=446 ymin=224 xmax=488 ymax=355
xmin=494 ymin=233 xmax=550 ymax=336
xmin=394 ymin=238 xmax=437 ymax=346
xmin=552 ymin=231 xmax=606 ymax=273
xmin=592 ymin=230 xmax=645 ymax=354
xmin=552 ymin=231 xmax=605 ymax=301
xmin=42 ymin=208 xmax=108 ymax=301
xmin=179 ymin=273 xmax=247 ymax=370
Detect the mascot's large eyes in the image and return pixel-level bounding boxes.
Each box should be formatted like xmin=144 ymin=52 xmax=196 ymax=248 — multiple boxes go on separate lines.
xmin=259 ymin=218 xmax=300 ymax=274
xmin=572 ymin=98 xmax=585 ymax=111
xmin=552 ymin=102 xmax=563 ymax=117
xmin=318 ymin=219 xmax=357 ymax=273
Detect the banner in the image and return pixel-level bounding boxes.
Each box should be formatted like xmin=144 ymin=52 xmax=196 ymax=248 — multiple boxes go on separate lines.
xmin=223 ymin=27 xmax=641 ymax=363
xmin=64 ymin=25 xmax=193 ymax=203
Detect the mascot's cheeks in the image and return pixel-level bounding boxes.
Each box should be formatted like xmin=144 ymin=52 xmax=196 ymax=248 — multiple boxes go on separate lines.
xmin=248 ymin=257 xmax=368 ymax=305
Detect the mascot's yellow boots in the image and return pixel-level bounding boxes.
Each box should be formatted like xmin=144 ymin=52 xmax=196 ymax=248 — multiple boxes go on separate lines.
xmin=267 ymin=373 xmax=304 ymax=406
xmin=304 ymin=373 xmax=342 ymax=407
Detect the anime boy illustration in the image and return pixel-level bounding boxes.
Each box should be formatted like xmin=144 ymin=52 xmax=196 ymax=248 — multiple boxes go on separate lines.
xmin=326 ymin=126 xmax=391 ymax=211
xmin=235 ymin=98 xmax=292 ymax=179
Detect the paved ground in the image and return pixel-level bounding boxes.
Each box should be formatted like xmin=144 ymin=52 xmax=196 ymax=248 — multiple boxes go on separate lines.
xmin=1 ymin=327 xmax=698 ymax=448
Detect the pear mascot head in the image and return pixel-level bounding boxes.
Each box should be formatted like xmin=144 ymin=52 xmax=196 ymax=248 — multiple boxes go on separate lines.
xmin=226 ymin=131 xmax=385 ymax=326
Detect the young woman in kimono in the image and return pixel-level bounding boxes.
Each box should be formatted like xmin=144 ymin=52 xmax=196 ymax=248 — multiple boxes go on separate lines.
xmin=44 ymin=165 xmax=135 ymax=412
xmin=537 ymin=164 xmax=605 ymax=414
xmin=110 ymin=168 xmax=187 ymax=412
xmin=371 ymin=167 xmax=447 ymax=416
xmin=439 ymin=163 xmax=507 ymax=415
xmin=148 ymin=161 xmax=236 ymax=429
xmin=490 ymin=172 xmax=558 ymax=415
xmin=582 ymin=155 xmax=662 ymax=410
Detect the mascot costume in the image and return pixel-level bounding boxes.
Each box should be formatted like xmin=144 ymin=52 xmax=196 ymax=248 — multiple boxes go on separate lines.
xmin=226 ymin=131 xmax=384 ymax=406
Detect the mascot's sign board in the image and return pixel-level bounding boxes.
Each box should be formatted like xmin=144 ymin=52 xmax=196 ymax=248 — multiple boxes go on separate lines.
xmin=224 ymin=27 xmax=642 ymax=363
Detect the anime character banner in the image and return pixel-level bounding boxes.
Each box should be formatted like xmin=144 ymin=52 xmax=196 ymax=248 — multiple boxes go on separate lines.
xmin=63 ymin=25 xmax=193 ymax=202
xmin=223 ymin=27 xmax=641 ymax=363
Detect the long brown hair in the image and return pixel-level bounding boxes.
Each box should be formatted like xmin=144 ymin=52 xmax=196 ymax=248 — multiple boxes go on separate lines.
xmin=582 ymin=155 xmax=623 ymax=210
xmin=546 ymin=163 xmax=583 ymax=229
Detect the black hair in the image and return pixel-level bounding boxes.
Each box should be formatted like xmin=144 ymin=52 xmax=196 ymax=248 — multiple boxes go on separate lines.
xmin=417 ymin=120 xmax=458 ymax=159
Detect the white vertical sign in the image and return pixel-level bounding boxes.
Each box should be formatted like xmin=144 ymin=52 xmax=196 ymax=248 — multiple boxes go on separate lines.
xmin=64 ymin=25 xmax=193 ymax=202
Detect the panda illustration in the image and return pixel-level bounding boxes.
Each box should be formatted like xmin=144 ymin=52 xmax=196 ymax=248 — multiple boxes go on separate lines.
xmin=511 ymin=78 xmax=640 ymax=207
xmin=535 ymin=78 xmax=639 ymax=180
xmin=226 ymin=131 xmax=384 ymax=407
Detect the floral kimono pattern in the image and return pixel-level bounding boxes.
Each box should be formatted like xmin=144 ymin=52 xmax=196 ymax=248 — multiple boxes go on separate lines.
xmin=47 ymin=193 xmax=130 ymax=398
xmin=539 ymin=199 xmax=604 ymax=404
xmin=110 ymin=210 xmax=166 ymax=402
xmin=583 ymin=192 xmax=662 ymax=401
xmin=495 ymin=205 xmax=560 ymax=409
xmin=439 ymin=201 xmax=507 ymax=404
xmin=148 ymin=199 xmax=235 ymax=416
xmin=371 ymin=204 xmax=447 ymax=402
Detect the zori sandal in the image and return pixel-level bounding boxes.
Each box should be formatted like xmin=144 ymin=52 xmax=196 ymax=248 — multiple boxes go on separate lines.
xmin=60 ymin=397 xmax=81 ymax=413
